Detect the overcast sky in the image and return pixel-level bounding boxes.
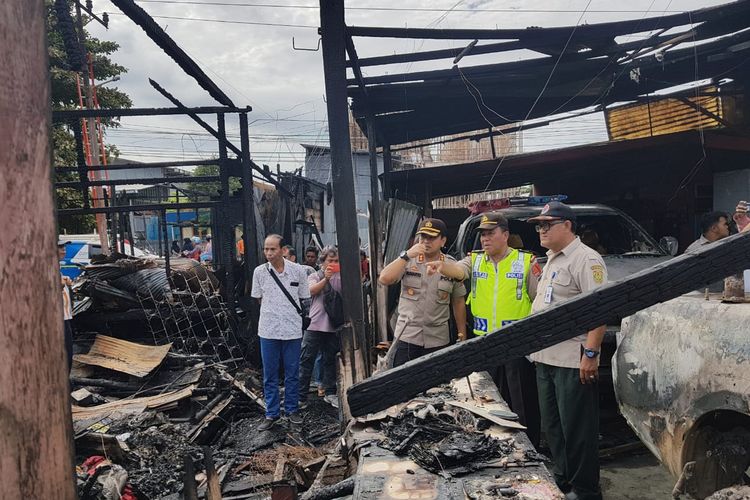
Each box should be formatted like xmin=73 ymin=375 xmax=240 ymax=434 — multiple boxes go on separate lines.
xmin=87 ymin=0 xmax=731 ymax=171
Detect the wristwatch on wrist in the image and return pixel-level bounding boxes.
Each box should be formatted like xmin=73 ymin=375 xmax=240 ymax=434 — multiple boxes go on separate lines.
xmin=399 ymin=250 xmax=410 ymax=262
xmin=583 ymin=347 xmax=600 ymax=359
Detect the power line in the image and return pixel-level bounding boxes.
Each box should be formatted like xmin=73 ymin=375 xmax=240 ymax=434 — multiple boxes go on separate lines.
xmin=134 ymin=0 xmax=685 ymax=15
xmin=107 ymin=11 xmax=317 ymax=28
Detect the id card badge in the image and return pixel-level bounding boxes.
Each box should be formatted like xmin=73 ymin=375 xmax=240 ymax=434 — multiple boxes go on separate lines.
xmin=544 ymin=271 xmax=557 ymax=304
xmin=544 ymin=285 xmax=553 ymax=304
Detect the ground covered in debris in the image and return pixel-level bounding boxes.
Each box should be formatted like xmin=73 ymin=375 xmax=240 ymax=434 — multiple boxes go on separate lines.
xmin=70 ymin=256 xmax=342 ymax=499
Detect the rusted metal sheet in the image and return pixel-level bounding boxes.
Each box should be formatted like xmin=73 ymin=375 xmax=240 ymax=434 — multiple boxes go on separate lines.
xmin=74 ymin=335 xmax=172 ymax=377
xmin=605 ymin=88 xmax=723 ymax=140
xmin=614 ymin=294 xmax=750 ymax=495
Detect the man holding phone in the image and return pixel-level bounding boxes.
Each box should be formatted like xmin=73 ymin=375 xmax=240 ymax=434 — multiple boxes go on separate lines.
xmin=379 ymin=218 xmax=467 ymax=367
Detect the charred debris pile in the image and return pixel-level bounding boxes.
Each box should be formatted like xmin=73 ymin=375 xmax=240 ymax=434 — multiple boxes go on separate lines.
xmin=68 ymin=256 xmax=547 ymax=499
xmin=69 ymin=255 xmax=344 ymax=499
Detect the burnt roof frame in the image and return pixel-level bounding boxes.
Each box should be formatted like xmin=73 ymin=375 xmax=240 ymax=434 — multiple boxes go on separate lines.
xmin=342 ymin=0 xmax=750 ymax=148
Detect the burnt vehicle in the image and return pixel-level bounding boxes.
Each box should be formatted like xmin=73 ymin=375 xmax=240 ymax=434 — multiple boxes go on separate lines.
xmin=614 ymin=296 xmax=750 ymax=499
xmin=450 ymin=197 xmax=677 ymax=396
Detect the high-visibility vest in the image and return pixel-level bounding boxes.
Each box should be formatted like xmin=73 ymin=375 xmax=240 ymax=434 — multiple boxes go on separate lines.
xmin=468 ymin=249 xmax=533 ymax=335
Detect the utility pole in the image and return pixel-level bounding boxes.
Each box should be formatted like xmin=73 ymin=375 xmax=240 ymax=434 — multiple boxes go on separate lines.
xmin=1 ymin=1 xmax=76 ymax=498
xmin=75 ymin=0 xmax=110 ymax=253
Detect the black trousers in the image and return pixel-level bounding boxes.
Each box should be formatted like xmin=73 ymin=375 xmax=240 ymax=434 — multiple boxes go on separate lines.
xmin=392 ymin=341 xmax=444 ymax=368
xmin=298 ymin=330 xmax=339 ymax=401
xmin=536 ymin=362 xmax=601 ymax=500
xmin=494 ymin=357 xmax=541 ymax=448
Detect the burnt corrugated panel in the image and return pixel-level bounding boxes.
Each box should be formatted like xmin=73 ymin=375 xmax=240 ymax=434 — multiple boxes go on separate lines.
xmin=74 ymin=335 xmax=172 ymax=377
xmin=384 ymin=199 xmax=422 ymax=264
xmin=606 ymin=90 xmax=722 ymax=140
xmin=111 ymin=268 xmax=170 ymax=300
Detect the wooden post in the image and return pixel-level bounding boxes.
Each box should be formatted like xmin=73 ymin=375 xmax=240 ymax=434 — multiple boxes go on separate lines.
xmin=423 ymin=181 xmax=433 ymax=217
xmin=365 ymin=119 xmax=386 ymax=343
xmin=382 ymin=145 xmax=393 ymax=199
xmin=217 ymin=114 xmax=235 ymax=307
xmin=0 ymin=1 xmax=76 ymax=498
xmin=239 ymin=112 xmax=260 ymax=275
xmin=320 ymin=0 xmax=369 ymax=384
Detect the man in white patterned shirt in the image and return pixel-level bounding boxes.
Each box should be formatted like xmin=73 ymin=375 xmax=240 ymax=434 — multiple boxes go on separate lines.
xmin=251 ymin=234 xmax=311 ymax=430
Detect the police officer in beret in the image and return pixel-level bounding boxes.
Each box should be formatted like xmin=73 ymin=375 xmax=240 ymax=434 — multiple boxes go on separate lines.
xmin=527 ymin=201 xmax=608 ymax=500
xmin=379 ymin=218 xmax=467 ymax=368
xmin=426 ymin=211 xmax=541 ymax=446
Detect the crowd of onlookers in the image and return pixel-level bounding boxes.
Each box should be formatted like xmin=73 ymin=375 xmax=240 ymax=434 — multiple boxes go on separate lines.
xmin=172 ymin=235 xmax=213 ymax=263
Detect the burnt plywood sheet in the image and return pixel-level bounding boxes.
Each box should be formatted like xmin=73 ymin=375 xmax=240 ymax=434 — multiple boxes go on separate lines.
xmin=71 ymin=384 xmax=196 ymax=423
xmin=74 ymin=335 xmax=172 ymax=377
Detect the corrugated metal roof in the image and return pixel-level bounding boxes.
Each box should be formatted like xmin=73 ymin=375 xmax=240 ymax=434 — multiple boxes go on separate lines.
xmin=606 ymin=89 xmax=723 ymax=140
xmin=384 ymin=199 xmax=422 ymax=264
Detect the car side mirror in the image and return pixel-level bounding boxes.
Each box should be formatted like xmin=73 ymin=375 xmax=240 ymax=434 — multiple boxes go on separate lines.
xmin=659 ymin=236 xmax=679 ymax=256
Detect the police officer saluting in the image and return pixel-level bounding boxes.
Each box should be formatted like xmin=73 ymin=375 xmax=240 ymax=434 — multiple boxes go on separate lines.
xmin=379 ymin=218 xmax=467 ymax=368
xmin=527 ymin=201 xmax=607 ymax=500
xmin=426 ymin=211 xmax=541 ymax=446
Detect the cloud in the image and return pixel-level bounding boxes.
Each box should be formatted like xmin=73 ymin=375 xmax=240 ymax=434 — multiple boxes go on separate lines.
xmin=86 ymin=0 xmax=729 ymax=168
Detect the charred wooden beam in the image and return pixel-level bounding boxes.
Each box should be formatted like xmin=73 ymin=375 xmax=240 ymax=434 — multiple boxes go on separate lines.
xmin=58 ymin=201 xmax=220 ymax=216
xmin=184 ymin=453 xmax=199 ymax=500
xmin=55 ymin=158 xmax=222 ymax=173
xmin=111 ymin=0 xmax=235 ymax=106
xmin=204 ymin=446 xmax=223 ymax=500
xmin=347 ymin=231 xmax=750 ymax=416
xmin=52 ymin=106 xmax=248 ymax=120
xmin=56 ymin=175 xmax=220 ymax=188
xmin=320 ymin=0 xmax=370 ymax=391
xmin=346 ymin=2 xmax=750 ymax=40
xmin=302 ymin=477 xmax=354 ymax=500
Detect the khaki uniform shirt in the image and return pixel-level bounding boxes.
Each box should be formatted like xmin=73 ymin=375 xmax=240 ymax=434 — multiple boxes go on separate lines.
xmin=529 ymin=237 xmax=608 ymax=369
xmin=684 ymin=235 xmax=710 ymax=254
xmin=394 ymin=254 xmax=467 ymax=348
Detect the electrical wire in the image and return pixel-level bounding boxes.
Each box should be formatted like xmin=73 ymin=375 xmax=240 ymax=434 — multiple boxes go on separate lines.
xmin=479 ymin=0 xmax=594 ymax=192
xmin=134 ymin=0 xmax=686 ymax=15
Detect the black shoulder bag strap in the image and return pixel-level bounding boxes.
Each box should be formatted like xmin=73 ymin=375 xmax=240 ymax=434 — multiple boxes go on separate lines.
xmin=267 ymin=264 xmax=301 ymax=313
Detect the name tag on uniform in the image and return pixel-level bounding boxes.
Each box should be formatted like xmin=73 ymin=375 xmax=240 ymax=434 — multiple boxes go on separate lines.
xmin=473 ymin=271 xmax=488 ymax=279
xmin=506 ymin=272 xmax=524 ymax=279
xmin=544 ymin=284 xmax=553 ymax=304
xmin=544 ymin=271 xmax=556 ymax=303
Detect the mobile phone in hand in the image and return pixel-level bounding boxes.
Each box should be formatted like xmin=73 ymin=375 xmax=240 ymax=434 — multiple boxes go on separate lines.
xmin=328 ymin=262 xmax=340 ymax=273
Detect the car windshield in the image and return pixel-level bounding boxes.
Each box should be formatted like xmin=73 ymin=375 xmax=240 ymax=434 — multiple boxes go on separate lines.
xmin=465 ymin=213 xmax=662 ymax=257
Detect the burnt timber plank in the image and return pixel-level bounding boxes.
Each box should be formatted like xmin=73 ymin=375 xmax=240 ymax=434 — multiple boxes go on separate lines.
xmin=347 ymin=231 xmax=750 ymax=416
xmin=110 ymin=0 xmax=235 ymax=107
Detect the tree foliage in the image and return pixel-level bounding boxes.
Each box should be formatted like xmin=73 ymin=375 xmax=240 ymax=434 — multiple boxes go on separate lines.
xmin=187 ymin=165 xmax=242 ymax=200
xmin=48 ymin=0 xmax=132 ymax=233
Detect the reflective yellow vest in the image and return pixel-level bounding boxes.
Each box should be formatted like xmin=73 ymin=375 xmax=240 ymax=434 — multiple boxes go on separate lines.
xmin=468 ymin=249 xmax=533 ymax=335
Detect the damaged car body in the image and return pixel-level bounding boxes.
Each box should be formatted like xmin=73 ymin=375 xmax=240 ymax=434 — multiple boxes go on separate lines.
xmin=614 ymin=295 xmax=750 ymax=499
